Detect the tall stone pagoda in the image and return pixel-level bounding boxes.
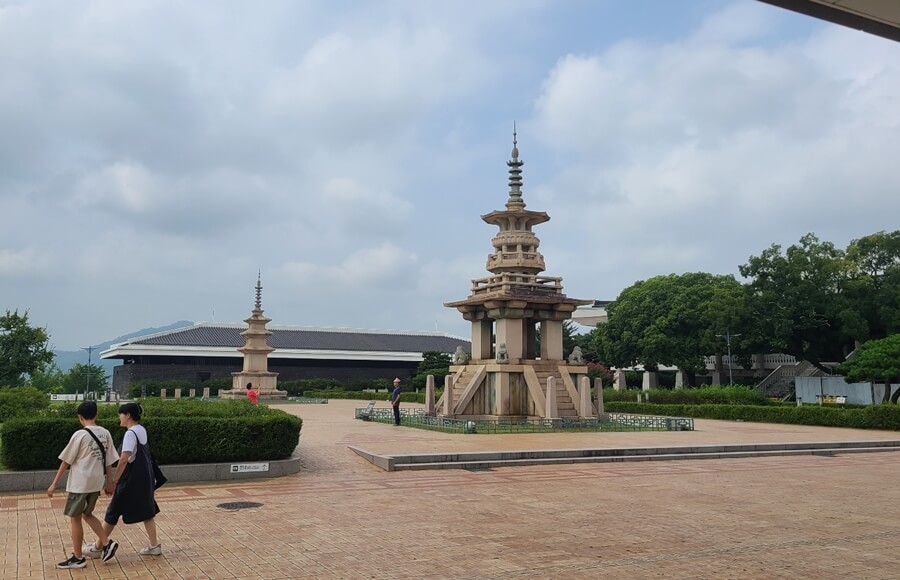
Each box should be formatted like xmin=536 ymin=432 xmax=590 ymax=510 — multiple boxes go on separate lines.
xmin=442 ymin=131 xmax=593 ymax=419
xmin=220 ymin=274 xmax=287 ymax=400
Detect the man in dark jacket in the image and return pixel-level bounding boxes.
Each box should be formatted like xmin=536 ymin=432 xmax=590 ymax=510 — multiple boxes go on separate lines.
xmin=390 ymin=378 xmax=402 ymax=426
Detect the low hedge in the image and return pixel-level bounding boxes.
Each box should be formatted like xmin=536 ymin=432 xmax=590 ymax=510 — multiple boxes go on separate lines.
xmin=605 ymin=402 xmax=900 ymax=430
xmin=601 ymin=387 xmax=768 ymax=406
xmin=0 ymin=387 xmax=50 ymax=423
xmin=0 ymin=400 xmax=302 ymax=470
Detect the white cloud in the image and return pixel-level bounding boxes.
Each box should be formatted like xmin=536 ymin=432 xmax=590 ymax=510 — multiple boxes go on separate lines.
xmin=319 ymin=177 xmax=413 ymax=233
xmin=281 ymin=242 xmax=417 ymax=289
xmin=2 ymin=0 xmax=899 ymax=349
xmin=0 ymin=247 xmax=53 ymax=276
xmin=530 ymin=15 xmax=900 ymax=298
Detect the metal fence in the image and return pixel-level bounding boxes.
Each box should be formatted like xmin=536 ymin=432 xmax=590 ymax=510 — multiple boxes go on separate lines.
xmin=354 ymin=407 xmax=693 ymax=433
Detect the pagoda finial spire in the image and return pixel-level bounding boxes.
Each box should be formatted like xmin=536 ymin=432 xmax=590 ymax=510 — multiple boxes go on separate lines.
xmin=255 ymin=271 xmax=262 ymax=310
xmin=506 ymin=123 xmax=524 ymax=209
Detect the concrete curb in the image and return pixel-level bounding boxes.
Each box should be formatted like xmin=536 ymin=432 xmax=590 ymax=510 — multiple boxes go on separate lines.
xmin=0 ymin=453 xmax=303 ymax=493
xmin=349 ymin=440 xmax=900 ymax=472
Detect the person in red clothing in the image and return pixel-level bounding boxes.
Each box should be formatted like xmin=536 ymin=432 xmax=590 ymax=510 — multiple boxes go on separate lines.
xmin=245 ymin=382 xmax=259 ymax=405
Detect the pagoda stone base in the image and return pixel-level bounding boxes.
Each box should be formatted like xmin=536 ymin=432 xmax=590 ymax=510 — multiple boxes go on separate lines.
xmin=436 ymin=360 xmax=591 ymax=420
xmin=220 ymin=371 xmax=287 ymax=400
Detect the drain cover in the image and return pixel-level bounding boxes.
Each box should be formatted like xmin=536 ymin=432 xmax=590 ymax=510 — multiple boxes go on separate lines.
xmin=216 ymin=501 xmax=264 ymax=510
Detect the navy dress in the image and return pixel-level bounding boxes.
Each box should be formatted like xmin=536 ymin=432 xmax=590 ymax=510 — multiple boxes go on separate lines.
xmin=104 ymin=428 xmax=160 ymax=525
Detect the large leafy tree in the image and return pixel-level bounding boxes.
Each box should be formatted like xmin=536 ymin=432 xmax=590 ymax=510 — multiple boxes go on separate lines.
xmin=412 ymin=351 xmax=452 ymax=389
xmin=572 ymin=326 xmax=603 ymax=363
xmin=838 ymin=334 xmax=900 ymax=403
xmin=597 ymin=272 xmax=746 ymax=383
xmin=842 ymin=230 xmax=900 ymax=343
xmin=0 ymin=310 xmax=55 ymax=386
xmin=60 ymin=363 xmax=109 ymax=395
xmin=739 ymin=234 xmax=850 ymax=370
xmin=27 ymin=363 xmax=65 ymax=393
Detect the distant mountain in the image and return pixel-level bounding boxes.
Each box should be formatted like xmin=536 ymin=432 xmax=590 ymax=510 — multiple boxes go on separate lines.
xmin=53 ymin=320 xmax=195 ymax=373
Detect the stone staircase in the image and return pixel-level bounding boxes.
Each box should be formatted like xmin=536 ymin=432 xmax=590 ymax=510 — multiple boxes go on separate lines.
xmin=530 ymin=363 xmax=577 ymax=418
xmin=757 ymin=360 xmax=829 ymax=398
xmin=437 ymin=362 xmax=579 ymax=418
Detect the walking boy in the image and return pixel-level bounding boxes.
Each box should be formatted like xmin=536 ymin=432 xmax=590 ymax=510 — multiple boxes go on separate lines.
xmin=47 ymin=401 xmax=120 ymax=569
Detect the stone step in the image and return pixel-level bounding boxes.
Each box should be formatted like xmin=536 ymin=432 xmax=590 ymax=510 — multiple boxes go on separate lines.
xmin=348 ymin=441 xmax=900 ymax=472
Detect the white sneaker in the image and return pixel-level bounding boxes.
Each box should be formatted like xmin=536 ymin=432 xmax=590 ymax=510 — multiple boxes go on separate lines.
xmin=82 ymin=542 xmax=102 ymax=559
xmin=139 ymin=544 xmax=162 ymax=556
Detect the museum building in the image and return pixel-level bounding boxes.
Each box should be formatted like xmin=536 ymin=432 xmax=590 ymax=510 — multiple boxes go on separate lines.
xmin=101 ymin=323 xmax=470 ymax=393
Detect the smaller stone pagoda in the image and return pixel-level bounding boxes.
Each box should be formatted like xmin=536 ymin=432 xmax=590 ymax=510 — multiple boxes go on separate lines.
xmin=220 ymin=274 xmax=287 ymax=400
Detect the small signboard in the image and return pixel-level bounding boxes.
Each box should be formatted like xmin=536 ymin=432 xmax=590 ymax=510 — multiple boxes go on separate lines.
xmin=230 ymin=463 xmax=270 ymax=474
xmin=51 ymin=394 xmax=84 ymax=401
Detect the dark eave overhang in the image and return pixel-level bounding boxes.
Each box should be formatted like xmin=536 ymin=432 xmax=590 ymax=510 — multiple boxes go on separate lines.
xmin=758 ymin=0 xmax=900 ymax=43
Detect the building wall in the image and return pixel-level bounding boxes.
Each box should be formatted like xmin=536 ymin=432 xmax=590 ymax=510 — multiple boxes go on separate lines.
xmin=111 ymin=357 xmax=420 ymax=393
xmin=796 ymin=376 xmax=900 ymax=405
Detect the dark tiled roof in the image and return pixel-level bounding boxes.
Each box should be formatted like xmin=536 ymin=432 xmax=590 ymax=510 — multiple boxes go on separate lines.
xmin=120 ymin=324 xmax=470 ymax=354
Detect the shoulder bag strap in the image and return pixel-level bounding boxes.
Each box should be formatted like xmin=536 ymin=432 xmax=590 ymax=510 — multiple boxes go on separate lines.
xmin=82 ymin=427 xmax=107 ymax=466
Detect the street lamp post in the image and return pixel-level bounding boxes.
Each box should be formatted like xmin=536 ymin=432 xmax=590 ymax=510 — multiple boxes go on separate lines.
xmin=716 ymin=331 xmax=741 ymax=387
xmin=82 ymin=346 xmax=94 ymax=400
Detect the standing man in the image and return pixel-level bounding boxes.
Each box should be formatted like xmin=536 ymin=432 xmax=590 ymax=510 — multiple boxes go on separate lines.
xmin=390 ymin=378 xmax=402 ymax=426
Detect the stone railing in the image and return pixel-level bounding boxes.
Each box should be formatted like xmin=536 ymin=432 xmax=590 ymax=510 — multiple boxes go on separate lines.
xmin=470 ymin=274 xmax=563 ymax=297
xmin=702 ymin=354 xmax=797 ymax=370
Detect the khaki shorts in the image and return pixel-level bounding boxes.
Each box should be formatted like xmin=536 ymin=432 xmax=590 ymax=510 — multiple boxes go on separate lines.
xmin=63 ymin=492 xmax=100 ymax=518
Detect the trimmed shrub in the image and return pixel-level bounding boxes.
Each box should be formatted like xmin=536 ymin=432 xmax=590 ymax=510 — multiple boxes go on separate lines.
xmin=601 ymin=387 xmax=768 ymax=406
xmin=605 ymin=402 xmax=900 ymax=430
xmin=279 ymin=378 xmax=344 ymax=397
xmin=0 ymin=399 xmax=302 ymax=470
xmin=0 ymin=387 xmax=50 ymax=423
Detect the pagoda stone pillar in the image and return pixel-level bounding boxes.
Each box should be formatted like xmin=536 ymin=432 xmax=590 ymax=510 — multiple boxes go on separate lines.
xmin=470 ymin=318 xmax=493 ymax=361
xmin=540 ymin=319 xmax=563 ymax=360
xmin=495 ymin=317 xmax=525 ymax=361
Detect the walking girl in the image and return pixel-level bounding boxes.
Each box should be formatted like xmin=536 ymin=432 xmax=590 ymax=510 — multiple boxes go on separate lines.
xmin=97 ymin=402 xmax=162 ymax=561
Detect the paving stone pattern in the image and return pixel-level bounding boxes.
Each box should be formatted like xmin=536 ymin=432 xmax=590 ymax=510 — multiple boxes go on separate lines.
xmin=2 ymin=400 xmax=900 ymax=579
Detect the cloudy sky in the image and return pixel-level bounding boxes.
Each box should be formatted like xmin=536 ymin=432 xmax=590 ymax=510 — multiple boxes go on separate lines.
xmin=2 ymin=0 xmax=899 ymax=351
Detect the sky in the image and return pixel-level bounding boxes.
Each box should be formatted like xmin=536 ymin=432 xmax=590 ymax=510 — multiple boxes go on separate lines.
xmin=2 ymin=0 xmax=900 ymax=352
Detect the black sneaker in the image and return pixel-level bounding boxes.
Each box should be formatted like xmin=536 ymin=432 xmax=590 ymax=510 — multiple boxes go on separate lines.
xmin=101 ymin=539 xmax=119 ymax=563
xmin=56 ymin=555 xmax=87 ymax=569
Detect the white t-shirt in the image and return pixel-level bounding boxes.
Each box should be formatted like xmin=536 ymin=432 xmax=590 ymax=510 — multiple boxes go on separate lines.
xmin=122 ymin=425 xmax=148 ymax=463
xmin=58 ymin=426 xmax=120 ymax=493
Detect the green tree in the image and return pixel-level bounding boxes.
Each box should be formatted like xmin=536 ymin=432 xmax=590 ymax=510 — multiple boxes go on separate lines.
xmin=739 ymin=234 xmax=850 ymax=370
xmin=26 ymin=363 xmax=65 ymax=393
xmin=838 ymin=334 xmax=900 ymax=403
xmin=842 ymin=230 xmax=900 ymax=343
xmin=417 ymin=351 xmax=452 ymax=374
xmin=412 ymin=351 xmax=452 ymax=389
xmin=60 ymin=363 xmax=109 ymax=395
xmin=0 ymin=310 xmax=55 ymax=386
xmin=572 ymin=327 xmax=602 ymax=363
xmin=597 ymin=272 xmax=746 ymax=383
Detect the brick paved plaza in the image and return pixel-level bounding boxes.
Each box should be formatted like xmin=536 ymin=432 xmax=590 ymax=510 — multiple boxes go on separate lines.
xmin=3 ymin=400 xmax=900 ymax=579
